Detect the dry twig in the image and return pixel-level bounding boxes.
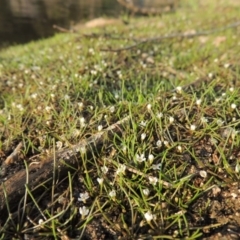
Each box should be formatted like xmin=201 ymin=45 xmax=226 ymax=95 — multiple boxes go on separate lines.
xmin=100 ymin=21 xmax=240 ymax=52
xmin=0 ymin=116 xmax=130 ymax=218
xmin=4 ymin=142 xmax=23 ymax=165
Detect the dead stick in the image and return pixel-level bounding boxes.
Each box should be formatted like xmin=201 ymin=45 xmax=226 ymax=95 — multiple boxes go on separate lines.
xmin=53 ymin=24 xmax=75 ymax=33
xmin=0 ymin=116 xmax=130 ymax=217
xmin=100 ymin=21 xmax=240 ymax=52
xmin=4 ymin=142 xmax=23 ymax=165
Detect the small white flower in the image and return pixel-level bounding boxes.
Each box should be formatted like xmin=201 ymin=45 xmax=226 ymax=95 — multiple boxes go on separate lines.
xmin=199 ymin=170 xmax=207 ymax=178
xmin=148 ymin=154 xmax=154 ymax=163
xmin=122 ymin=145 xmax=127 ymax=154
xmin=143 ymin=188 xmax=150 ymax=196
xmin=117 ymin=70 xmax=122 ymax=77
xmin=152 ymin=163 xmax=161 ymax=170
xmin=90 ymin=70 xmax=97 ymax=75
xmin=169 ymin=116 xmax=174 ymax=123
xmin=72 ymin=129 xmax=81 ymax=137
xmin=136 ymin=153 xmax=146 ymax=162
xmin=148 ymin=176 xmax=158 ymax=185
xmin=51 ymin=84 xmax=56 ymax=90
xmin=118 ymin=73 xmax=123 ymax=79
xmin=235 ymin=162 xmax=240 ymax=173
xmin=216 ymin=119 xmax=224 ymax=126
xmin=231 ymin=103 xmax=237 ymax=109
xmin=80 ymin=117 xmax=85 ymax=126
xmin=45 ymin=106 xmax=51 ymax=113
xmin=109 ymin=189 xmax=116 ymax=198
xmin=156 ymin=140 xmax=162 ymax=147
xmin=116 ymin=164 xmax=126 ymax=175
xmin=114 ymin=92 xmax=119 ymax=99
xmin=163 ymin=140 xmax=170 ymax=147
xmin=80 ymin=146 xmax=86 ymax=154
xmin=38 ymin=219 xmax=44 ymax=225
xmin=144 ymin=211 xmax=156 ymax=222
xmin=224 ymin=63 xmax=230 ymax=68
xmin=140 ymin=121 xmax=147 ymax=127
xmin=78 ymin=192 xmax=90 ymax=203
xmin=172 ymin=94 xmax=177 ymax=100
xmin=201 ymin=117 xmax=208 ymax=124
xmin=173 ymin=230 xmax=179 ymax=238
xmin=141 ymin=133 xmax=147 ymax=140
xmin=147 ymin=104 xmax=152 ymax=110
xmin=88 ymin=48 xmax=95 ymax=55
xmin=101 ymin=166 xmax=108 ymax=174
xmin=177 ymin=145 xmax=182 ymax=153
xmin=78 ymin=102 xmax=84 ymax=110
xmin=229 ymin=87 xmax=234 ymax=92
xmin=56 ymin=141 xmax=63 ymax=149
xmin=231 ymin=129 xmax=238 ymax=140
xmin=157 ymin=112 xmax=163 ymax=119
xmin=109 ymin=106 xmax=115 ymax=113
xmin=98 ymin=125 xmax=103 ymax=131
xmin=97 ymin=178 xmax=104 ymax=185
xmin=215 ymin=97 xmax=223 ymax=103
xmin=79 ymin=206 xmax=89 ymax=217
xmin=64 ymin=95 xmax=70 ymax=100
xmin=31 ymin=93 xmax=38 ymax=99
xmin=196 ymin=99 xmax=202 ymax=106
xmin=15 ymin=104 xmax=24 ymax=111
xmin=176 ymin=86 xmax=182 ymax=93
xmin=190 ymin=125 xmax=196 ymax=131
xmin=208 ymin=72 xmax=213 ymax=78
xmin=141 ymin=62 xmax=147 ymax=68
xmin=101 ymin=60 xmax=107 ymax=67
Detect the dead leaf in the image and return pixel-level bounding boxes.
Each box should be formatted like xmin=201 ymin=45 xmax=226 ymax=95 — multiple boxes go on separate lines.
xmin=85 ymin=18 xmax=122 ymax=28
xmin=198 ymin=36 xmax=209 ymax=44
xmin=213 ymin=36 xmax=226 ymax=47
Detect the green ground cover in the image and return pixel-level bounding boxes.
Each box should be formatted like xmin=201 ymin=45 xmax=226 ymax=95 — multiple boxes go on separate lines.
xmin=1 ymin=0 xmax=240 ymax=239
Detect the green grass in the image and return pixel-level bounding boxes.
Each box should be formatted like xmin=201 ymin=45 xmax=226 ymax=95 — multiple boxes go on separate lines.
xmin=1 ymin=0 xmax=240 ymax=239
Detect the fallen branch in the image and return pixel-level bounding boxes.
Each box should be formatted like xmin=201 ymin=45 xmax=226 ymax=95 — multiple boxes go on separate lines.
xmin=100 ymin=21 xmax=240 ymax=52
xmin=53 ymin=24 xmax=75 ymax=33
xmin=0 ymin=116 xmax=130 ymax=218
